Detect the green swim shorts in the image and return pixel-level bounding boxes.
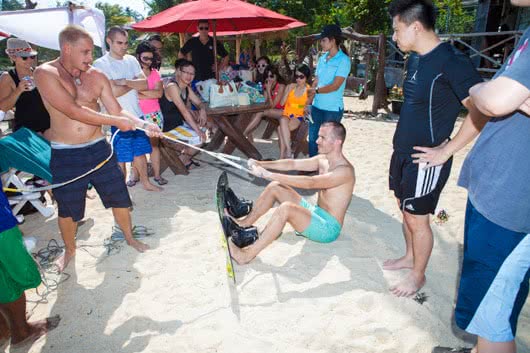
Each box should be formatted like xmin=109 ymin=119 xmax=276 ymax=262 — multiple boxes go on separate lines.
xmin=0 ymin=226 xmax=41 ymax=304
xmin=296 ymin=198 xmax=342 ymax=243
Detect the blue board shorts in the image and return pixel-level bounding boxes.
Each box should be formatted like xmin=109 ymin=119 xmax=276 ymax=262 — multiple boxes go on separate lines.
xmin=455 ymin=199 xmax=530 ymax=342
xmin=296 ymin=198 xmax=341 ymax=243
xmin=50 ymin=139 xmax=132 ymax=222
xmin=110 ymin=126 xmax=152 ymax=163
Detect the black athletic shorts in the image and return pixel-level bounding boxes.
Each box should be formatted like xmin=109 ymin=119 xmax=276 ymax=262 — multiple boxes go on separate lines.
xmin=51 ymin=139 xmax=132 ymax=222
xmin=389 ymin=151 xmax=452 ymax=215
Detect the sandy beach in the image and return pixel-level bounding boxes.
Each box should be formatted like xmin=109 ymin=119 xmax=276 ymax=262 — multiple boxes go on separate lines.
xmin=7 ymin=96 xmax=529 ymax=353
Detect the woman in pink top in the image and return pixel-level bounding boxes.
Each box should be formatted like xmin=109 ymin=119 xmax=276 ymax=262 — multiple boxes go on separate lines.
xmin=136 ymin=42 xmax=167 ymax=185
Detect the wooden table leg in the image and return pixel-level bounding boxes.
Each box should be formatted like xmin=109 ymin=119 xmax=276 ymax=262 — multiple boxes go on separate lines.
xmin=206 ymin=128 xmax=225 ymax=151
xmin=261 ymin=118 xmax=278 ymax=139
xmin=159 ymin=140 xmax=189 ymax=175
xmin=214 ymin=115 xmax=262 ymax=160
xmin=222 ymin=113 xmax=253 ymax=155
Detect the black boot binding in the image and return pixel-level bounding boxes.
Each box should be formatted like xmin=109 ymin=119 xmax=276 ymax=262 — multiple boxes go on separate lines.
xmin=224 ymin=187 xmax=253 ymax=218
xmin=222 ymin=215 xmax=259 ymax=248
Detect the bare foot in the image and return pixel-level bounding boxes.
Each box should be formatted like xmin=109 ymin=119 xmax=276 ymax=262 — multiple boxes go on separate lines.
xmin=11 ymin=315 xmax=61 ymax=348
xmin=382 ymin=256 xmax=413 ymax=270
xmin=127 ymin=239 xmax=150 ymax=252
xmin=142 ymin=181 xmax=162 ymax=192
xmin=54 ymin=250 xmax=75 ymax=273
xmin=390 ymin=272 xmax=426 ymax=297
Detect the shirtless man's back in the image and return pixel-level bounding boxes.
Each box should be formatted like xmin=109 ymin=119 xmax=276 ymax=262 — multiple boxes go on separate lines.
xmin=34 ymin=25 xmax=161 ymax=271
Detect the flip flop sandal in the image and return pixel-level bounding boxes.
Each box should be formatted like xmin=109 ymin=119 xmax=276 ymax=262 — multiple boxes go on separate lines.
xmin=126 ymin=179 xmax=139 ymax=187
xmin=153 ymin=177 xmax=168 ymax=185
xmin=185 ymin=159 xmax=201 ymax=170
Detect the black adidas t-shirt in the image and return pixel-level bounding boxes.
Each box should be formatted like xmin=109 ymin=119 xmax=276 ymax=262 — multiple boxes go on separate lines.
xmin=180 ymin=36 xmax=228 ymax=81
xmin=393 ymin=42 xmax=482 ymax=154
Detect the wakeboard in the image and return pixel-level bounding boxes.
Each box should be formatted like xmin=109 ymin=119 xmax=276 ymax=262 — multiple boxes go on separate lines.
xmin=216 ymin=171 xmax=236 ymax=283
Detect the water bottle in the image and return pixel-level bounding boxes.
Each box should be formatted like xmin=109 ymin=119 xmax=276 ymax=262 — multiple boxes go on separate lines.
xmin=257 ymin=82 xmax=263 ymax=94
xmin=22 ymin=76 xmax=35 ymax=91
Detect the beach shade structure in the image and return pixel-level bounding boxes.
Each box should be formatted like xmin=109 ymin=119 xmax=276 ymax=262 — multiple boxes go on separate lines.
xmin=0 ymin=4 xmax=106 ymax=52
xmin=132 ymin=0 xmax=303 ymax=79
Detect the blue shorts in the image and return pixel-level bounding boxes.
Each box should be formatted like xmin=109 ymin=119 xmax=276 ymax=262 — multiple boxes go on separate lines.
xmin=455 ymin=199 xmax=530 ymax=342
xmin=296 ymin=198 xmax=342 ymax=243
xmin=51 ymin=139 xmax=132 ymax=222
xmin=111 ymin=127 xmax=152 ymax=163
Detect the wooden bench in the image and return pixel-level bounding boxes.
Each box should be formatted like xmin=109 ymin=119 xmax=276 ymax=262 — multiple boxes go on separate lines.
xmin=158 ymin=138 xmax=189 ymax=176
xmin=261 ymin=117 xmax=308 ymax=158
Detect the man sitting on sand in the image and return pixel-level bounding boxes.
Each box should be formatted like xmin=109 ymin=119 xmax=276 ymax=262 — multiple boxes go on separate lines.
xmin=227 ymin=121 xmax=355 ymax=265
xmin=0 ymin=181 xmax=60 ymax=348
xmin=34 ymin=25 xmax=162 ymax=272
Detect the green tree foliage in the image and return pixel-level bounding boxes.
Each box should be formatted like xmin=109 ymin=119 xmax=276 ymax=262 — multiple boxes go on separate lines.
xmin=95 ymin=2 xmax=142 ymax=28
xmin=145 ymin=0 xmax=179 ymax=16
xmin=434 ymin=0 xmax=475 ymax=33
xmin=0 ymin=0 xmax=24 ymax=10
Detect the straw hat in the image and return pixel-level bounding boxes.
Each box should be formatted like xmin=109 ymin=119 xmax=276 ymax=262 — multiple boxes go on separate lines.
xmin=5 ymin=38 xmax=38 ymax=57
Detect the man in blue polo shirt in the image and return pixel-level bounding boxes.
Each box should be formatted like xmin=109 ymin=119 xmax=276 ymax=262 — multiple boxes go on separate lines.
xmin=384 ymin=0 xmax=483 ymax=297
xmin=306 ymin=24 xmax=351 ymax=157
xmin=0 ymin=181 xmax=60 ymax=347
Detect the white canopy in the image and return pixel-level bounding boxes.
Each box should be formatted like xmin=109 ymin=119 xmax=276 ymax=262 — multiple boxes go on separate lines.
xmin=0 ymin=6 xmax=106 ymax=52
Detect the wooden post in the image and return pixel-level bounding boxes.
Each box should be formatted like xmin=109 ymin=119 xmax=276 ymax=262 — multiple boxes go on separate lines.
xmin=213 ymin=20 xmax=219 ymax=81
xmin=374 ymin=33 xmax=387 ymax=114
xmin=236 ymin=35 xmax=241 ymax=64
xmin=255 ymin=38 xmax=261 ymax=58
xmin=179 ymin=33 xmax=186 ymax=48
xmin=471 ymin=0 xmax=491 ymax=67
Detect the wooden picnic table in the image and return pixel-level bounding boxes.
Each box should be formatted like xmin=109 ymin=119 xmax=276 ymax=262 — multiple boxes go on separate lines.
xmin=206 ymin=102 xmax=269 ymax=160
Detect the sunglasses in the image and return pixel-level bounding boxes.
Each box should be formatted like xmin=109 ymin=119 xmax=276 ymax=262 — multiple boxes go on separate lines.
xmin=295 ymin=74 xmax=306 ymax=79
xmin=257 ymin=64 xmax=267 ymax=68
xmin=180 ymin=69 xmax=195 ymax=76
xmin=140 ymin=56 xmax=153 ymax=62
xmin=267 ymin=74 xmax=275 ymax=78
xmin=21 ymin=55 xmax=37 ymax=61
xmin=199 ymin=26 xmax=209 ymax=30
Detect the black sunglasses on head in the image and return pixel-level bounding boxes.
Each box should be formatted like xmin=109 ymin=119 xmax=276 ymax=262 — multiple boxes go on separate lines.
xmin=21 ymin=55 xmax=37 ymax=61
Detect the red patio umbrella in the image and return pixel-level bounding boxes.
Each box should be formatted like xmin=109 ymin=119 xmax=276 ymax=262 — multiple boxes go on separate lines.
xmin=199 ymin=20 xmax=306 ymax=37
xmin=132 ymin=0 xmax=302 ymax=79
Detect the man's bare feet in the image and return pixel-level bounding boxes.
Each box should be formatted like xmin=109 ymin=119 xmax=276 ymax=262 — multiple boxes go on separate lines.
xmin=11 ymin=315 xmax=61 ymax=348
xmin=142 ymin=181 xmax=162 ymax=192
xmin=54 ymin=250 xmax=75 ymax=273
xmin=382 ymin=256 xmax=413 ymax=270
xmin=228 ymin=239 xmax=252 ymax=265
xmin=127 ymin=239 xmax=150 ymax=252
xmin=390 ymin=272 xmax=426 ymax=297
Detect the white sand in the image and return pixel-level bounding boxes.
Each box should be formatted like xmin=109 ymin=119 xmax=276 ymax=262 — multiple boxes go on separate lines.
xmin=11 ymin=96 xmax=530 ymax=353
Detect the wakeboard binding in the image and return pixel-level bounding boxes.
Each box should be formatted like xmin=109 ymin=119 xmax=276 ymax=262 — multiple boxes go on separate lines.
xmin=222 ymin=215 xmax=259 ymax=248
xmin=224 ymin=187 xmax=253 ymax=218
